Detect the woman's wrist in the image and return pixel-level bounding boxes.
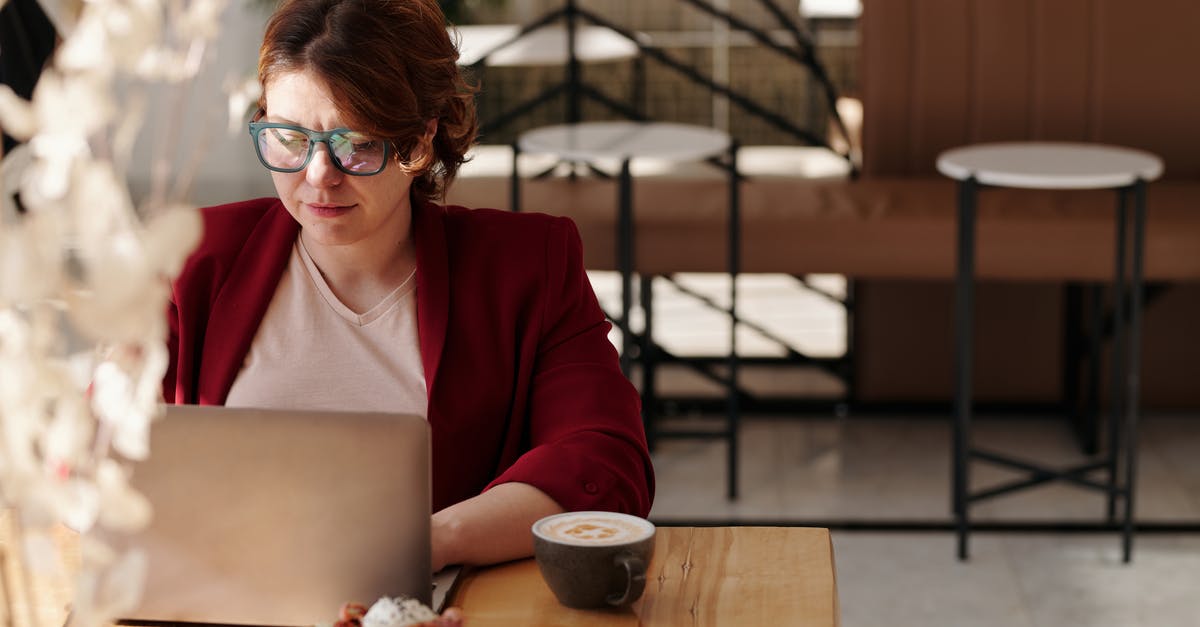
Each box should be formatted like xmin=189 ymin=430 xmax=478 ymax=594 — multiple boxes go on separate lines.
xmin=431 ymin=508 xmax=464 ymax=572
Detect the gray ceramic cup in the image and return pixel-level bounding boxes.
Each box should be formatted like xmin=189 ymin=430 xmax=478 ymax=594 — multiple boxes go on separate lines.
xmin=532 ymin=511 xmax=656 ymax=609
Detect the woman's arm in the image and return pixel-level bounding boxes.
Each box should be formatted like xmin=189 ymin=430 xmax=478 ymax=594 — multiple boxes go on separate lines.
xmin=430 ymin=481 xmax=564 ymax=571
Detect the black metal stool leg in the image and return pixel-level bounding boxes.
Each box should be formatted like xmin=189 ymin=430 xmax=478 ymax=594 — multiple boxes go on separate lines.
xmin=1063 ymin=284 xmax=1092 ymax=453
xmin=954 ymin=177 xmax=978 ymax=561
xmin=640 ymin=275 xmax=658 ymax=452
xmin=1088 ymin=285 xmax=1115 ymax=523
xmin=727 ymin=141 xmax=740 ymax=501
xmin=617 ymin=158 xmax=634 ymax=377
xmin=1122 ymin=179 xmax=1147 ymax=563
xmin=1110 ymin=187 xmax=1129 ymax=543
xmin=510 ymin=141 xmax=521 ymax=213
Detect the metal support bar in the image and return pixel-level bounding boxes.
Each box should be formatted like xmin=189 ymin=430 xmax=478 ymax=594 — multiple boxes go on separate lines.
xmin=509 ymin=141 xmax=521 ymax=212
xmin=953 ymin=176 xmax=977 ymax=561
xmin=970 ymin=451 xmax=1114 ymax=495
xmin=564 ymin=0 xmax=580 ymax=124
xmin=577 ymin=9 xmax=837 ymax=152
xmin=617 ymin=158 xmax=634 ymax=377
xmin=686 ymin=0 xmax=855 ymax=160
xmin=1123 ymin=179 xmax=1148 ymax=563
xmin=577 ymin=83 xmax=648 ymax=122
xmin=1110 ymin=185 xmax=1128 ymax=557
xmin=970 ymin=474 xmax=1123 ymax=505
xmin=794 ymin=275 xmax=848 ymax=306
xmin=641 ymin=275 xmax=658 ymax=452
xmin=659 ymin=275 xmax=843 ymax=378
xmin=480 ymin=82 xmax=567 ymax=137
xmin=726 ymin=140 xmax=740 ymax=501
xmin=1063 ymin=284 xmax=1097 ymax=454
xmin=749 ymin=0 xmax=854 ymax=153
xmin=472 ymin=1 xmax=857 ymax=175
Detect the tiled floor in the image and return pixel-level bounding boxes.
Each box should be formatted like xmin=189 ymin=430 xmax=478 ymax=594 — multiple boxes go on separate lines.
xmin=647 ymin=414 xmax=1200 ymax=626
xmin=595 ymin=271 xmax=1200 ymax=626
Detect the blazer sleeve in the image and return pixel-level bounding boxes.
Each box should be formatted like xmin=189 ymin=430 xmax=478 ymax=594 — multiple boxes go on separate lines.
xmin=485 ymin=217 xmax=655 ymax=517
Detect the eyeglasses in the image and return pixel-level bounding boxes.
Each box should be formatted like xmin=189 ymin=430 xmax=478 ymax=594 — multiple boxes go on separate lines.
xmin=248 ymin=122 xmax=391 ymax=176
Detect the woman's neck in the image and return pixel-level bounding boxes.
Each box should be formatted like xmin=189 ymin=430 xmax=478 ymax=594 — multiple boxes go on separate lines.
xmin=300 ymin=216 xmax=418 ymax=314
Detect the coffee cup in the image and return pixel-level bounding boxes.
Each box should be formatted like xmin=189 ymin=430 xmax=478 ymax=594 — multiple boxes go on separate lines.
xmin=531 ymin=511 xmax=656 ymax=609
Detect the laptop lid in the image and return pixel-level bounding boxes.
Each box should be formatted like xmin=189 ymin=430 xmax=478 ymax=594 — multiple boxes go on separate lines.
xmin=110 ymin=405 xmax=433 ymax=626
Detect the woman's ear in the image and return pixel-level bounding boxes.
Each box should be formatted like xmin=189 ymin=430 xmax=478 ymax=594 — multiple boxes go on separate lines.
xmin=405 ymin=118 xmax=440 ymax=170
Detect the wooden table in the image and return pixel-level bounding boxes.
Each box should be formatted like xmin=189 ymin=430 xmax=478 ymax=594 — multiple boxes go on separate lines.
xmin=450 ymin=526 xmax=839 ymax=626
xmin=9 ymin=525 xmax=838 ymax=626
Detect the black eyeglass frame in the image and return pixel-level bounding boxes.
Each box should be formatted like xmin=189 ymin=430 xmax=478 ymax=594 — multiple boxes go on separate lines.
xmin=247 ymin=122 xmax=392 ymax=176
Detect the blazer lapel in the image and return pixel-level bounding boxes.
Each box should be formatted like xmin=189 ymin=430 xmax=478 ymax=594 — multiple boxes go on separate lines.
xmin=414 ymin=200 xmax=449 ymax=398
xmin=197 ymin=201 xmax=298 ymax=404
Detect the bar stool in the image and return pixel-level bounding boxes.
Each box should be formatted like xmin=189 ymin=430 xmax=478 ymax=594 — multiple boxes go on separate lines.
xmin=514 ymin=121 xmax=743 ymax=499
xmin=937 ymin=141 xmax=1163 ymax=563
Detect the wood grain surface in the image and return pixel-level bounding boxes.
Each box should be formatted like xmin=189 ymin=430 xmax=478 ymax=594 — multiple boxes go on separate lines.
xmin=451 ymin=526 xmax=839 ymax=626
xmin=4 ymin=523 xmax=839 ymax=626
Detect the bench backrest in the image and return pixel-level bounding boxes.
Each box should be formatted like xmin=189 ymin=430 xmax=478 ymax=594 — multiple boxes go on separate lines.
xmin=860 ymin=0 xmax=1200 ymax=179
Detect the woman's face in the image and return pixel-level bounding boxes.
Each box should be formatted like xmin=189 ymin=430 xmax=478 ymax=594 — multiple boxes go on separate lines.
xmin=261 ymin=69 xmax=416 ymax=250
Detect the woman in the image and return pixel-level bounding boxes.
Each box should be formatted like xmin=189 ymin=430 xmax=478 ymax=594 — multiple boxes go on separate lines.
xmin=164 ymin=0 xmax=653 ymax=575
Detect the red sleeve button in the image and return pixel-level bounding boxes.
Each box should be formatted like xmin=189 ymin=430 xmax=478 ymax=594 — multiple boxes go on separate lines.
xmin=584 ymin=481 xmax=599 ymax=494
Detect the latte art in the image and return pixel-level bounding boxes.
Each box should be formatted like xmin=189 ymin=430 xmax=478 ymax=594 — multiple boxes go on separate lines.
xmin=536 ymin=513 xmax=653 ymax=546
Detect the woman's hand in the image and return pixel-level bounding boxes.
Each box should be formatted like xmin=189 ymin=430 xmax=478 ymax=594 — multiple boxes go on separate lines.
xmin=334 ymin=602 xmax=462 ymax=627
xmin=413 ymin=607 xmax=462 ymax=626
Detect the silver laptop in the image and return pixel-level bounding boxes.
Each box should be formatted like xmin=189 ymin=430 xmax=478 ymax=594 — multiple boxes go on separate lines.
xmin=108 ymin=405 xmax=457 ymax=626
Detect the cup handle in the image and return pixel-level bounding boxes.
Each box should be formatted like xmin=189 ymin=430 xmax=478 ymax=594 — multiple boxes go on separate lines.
xmin=606 ymin=554 xmax=647 ymax=607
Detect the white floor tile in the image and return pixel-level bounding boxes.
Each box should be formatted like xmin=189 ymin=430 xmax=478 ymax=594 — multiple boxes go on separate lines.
xmin=651 ymin=415 xmax=1200 ymax=626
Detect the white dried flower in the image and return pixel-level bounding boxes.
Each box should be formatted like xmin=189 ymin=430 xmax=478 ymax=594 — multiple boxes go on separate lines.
xmin=0 ymin=84 xmax=37 ymax=141
xmin=362 ymin=597 xmax=439 ymax=627
xmin=144 ymin=205 xmax=204 ymax=277
xmin=177 ymin=0 xmax=229 ymax=42
xmin=73 ymin=548 xmax=149 ymax=627
xmin=0 ymin=0 xmax=211 ymax=624
xmin=43 ymin=393 xmax=95 ymax=470
xmin=224 ymin=74 xmax=261 ymax=134
xmin=96 ymin=458 xmax=153 ymax=531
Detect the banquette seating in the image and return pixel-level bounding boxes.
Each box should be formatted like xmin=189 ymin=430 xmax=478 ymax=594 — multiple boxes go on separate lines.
xmin=445 ymin=0 xmax=1200 ymax=410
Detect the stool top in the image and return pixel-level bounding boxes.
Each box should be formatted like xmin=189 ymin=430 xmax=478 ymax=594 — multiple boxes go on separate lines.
xmin=800 ymin=0 xmax=862 ymax=19
xmin=936 ymin=142 xmax=1164 ymax=189
xmin=452 ymin=24 xmax=640 ymax=67
xmin=519 ymin=122 xmax=731 ymax=163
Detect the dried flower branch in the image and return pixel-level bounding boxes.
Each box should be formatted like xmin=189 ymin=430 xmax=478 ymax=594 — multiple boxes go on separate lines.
xmin=0 ymin=0 xmax=230 ymax=625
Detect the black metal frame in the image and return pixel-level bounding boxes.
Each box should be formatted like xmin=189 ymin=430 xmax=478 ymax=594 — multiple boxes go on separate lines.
xmin=513 ymin=137 xmax=742 ymax=498
xmin=953 ymin=177 xmax=1147 ymax=563
xmin=493 ymin=1 xmax=861 ymax=500
xmin=642 ymin=142 xmax=742 ymax=500
xmin=468 ymin=0 xmax=857 ymax=172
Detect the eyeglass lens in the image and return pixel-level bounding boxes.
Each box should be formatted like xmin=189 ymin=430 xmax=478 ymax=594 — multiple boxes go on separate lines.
xmin=256 ymin=127 xmax=387 ymax=174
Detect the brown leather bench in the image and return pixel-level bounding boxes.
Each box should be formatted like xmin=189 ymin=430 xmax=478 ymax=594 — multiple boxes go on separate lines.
xmin=446 ymin=0 xmax=1200 ymax=408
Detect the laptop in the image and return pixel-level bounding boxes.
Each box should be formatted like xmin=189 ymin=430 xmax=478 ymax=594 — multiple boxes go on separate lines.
xmin=108 ymin=405 xmax=459 ymax=626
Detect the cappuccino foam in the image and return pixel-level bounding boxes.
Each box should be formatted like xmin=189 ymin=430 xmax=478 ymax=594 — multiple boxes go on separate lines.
xmin=536 ymin=513 xmax=652 ymax=546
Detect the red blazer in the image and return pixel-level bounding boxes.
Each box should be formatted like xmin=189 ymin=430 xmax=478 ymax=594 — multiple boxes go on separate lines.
xmin=164 ymin=198 xmax=654 ymax=516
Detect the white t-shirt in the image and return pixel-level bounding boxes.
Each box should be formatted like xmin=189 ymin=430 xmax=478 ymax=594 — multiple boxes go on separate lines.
xmin=225 ymin=238 xmax=427 ymax=417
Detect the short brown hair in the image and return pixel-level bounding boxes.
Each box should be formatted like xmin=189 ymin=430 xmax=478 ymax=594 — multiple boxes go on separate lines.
xmin=258 ymin=0 xmax=477 ymax=203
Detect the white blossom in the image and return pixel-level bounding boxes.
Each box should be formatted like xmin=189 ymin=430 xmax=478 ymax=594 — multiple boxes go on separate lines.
xmin=0 ymin=84 xmax=37 ymax=141
xmin=0 ymin=0 xmax=221 ymax=623
xmin=96 ymin=459 xmax=153 ymax=532
xmin=224 ymin=74 xmax=261 ymax=135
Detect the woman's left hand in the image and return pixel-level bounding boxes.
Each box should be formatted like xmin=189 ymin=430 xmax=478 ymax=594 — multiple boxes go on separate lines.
xmin=414 ymin=607 xmax=463 ymax=626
